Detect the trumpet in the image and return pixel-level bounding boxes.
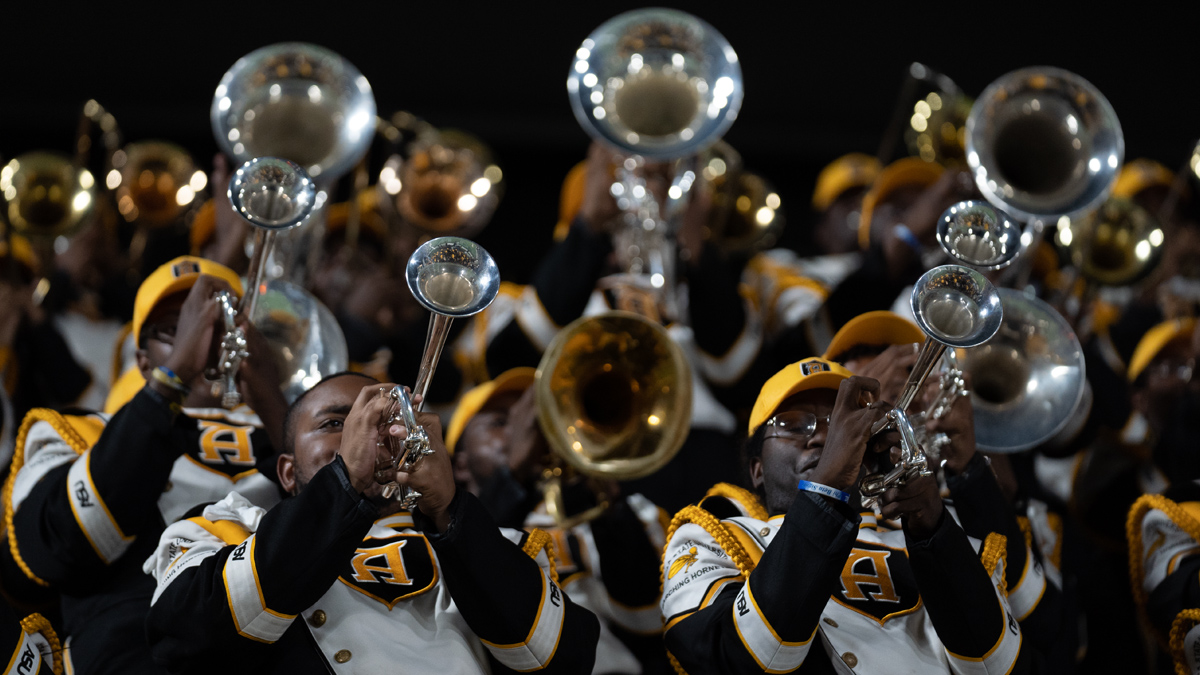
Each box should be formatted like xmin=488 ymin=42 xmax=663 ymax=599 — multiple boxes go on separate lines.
xmin=209 ymin=158 xmax=317 ymax=408
xmin=534 ymin=311 xmax=692 ymax=527
xmin=861 ymin=265 xmax=1003 ymax=506
xmin=568 ymin=8 xmax=743 ymax=320
xmin=378 ymin=237 xmax=500 ymax=506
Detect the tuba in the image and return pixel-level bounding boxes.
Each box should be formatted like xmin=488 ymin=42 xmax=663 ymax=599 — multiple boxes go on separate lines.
xmin=861 ymin=265 xmax=1003 ymax=506
xmin=702 ymin=142 xmax=784 ymax=254
xmin=211 ymin=43 xmax=376 ymax=282
xmin=377 ymin=237 xmax=500 ymax=507
xmin=958 ymin=288 xmax=1085 ymax=452
xmin=568 ymin=8 xmax=743 ymax=320
xmin=966 ymin=67 xmax=1123 ymax=283
xmin=1059 ymin=196 xmax=1164 ymax=288
xmin=535 ymin=311 xmax=692 ymax=527
xmin=208 ymin=157 xmax=318 ymax=407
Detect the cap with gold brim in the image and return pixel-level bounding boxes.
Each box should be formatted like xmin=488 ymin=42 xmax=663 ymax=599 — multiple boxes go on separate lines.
xmin=1127 ymin=318 xmax=1196 ymax=382
xmin=445 ymin=367 xmax=537 ymax=453
xmin=812 ymin=152 xmax=881 ymax=212
xmin=749 ymin=357 xmax=852 ymax=436
xmin=133 ymin=256 xmax=243 ymax=346
xmin=1112 ymin=158 xmax=1174 ymax=200
xmin=823 ymin=311 xmax=925 ymax=363
xmin=858 ymin=157 xmax=943 ymax=249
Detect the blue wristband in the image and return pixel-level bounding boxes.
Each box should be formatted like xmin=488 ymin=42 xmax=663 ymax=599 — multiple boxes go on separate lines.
xmin=797 ymin=480 xmax=850 ymax=504
xmin=892 ymin=223 xmax=924 ymax=255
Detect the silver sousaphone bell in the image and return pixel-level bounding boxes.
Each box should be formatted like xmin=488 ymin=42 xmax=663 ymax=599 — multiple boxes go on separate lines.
xmin=936 ymin=200 xmax=1022 ymax=271
xmin=379 ymin=237 xmax=500 ymax=507
xmin=861 ymin=265 xmax=1003 ymax=506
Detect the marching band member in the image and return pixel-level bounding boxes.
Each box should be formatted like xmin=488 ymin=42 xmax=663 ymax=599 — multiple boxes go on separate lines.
xmin=144 ymin=372 xmax=600 ymax=673
xmin=2 ymin=256 xmax=286 ymax=673
xmin=446 ymin=368 xmax=670 ymax=674
xmin=661 ymin=357 xmax=1026 ymax=674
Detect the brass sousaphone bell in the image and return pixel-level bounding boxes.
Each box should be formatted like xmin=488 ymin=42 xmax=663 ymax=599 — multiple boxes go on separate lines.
xmin=534 ymin=311 xmax=692 ymax=527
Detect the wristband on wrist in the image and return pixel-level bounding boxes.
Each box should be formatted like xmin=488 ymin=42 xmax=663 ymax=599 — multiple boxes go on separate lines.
xmin=797 ymin=480 xmax=850 ymax=504
xmin=151 ymin=366 xmax=191 ymax=395
xmin=892 ymin=223 xmax=924 ymax=255
xmin=142 ymin=382 xmax=183 ymax=416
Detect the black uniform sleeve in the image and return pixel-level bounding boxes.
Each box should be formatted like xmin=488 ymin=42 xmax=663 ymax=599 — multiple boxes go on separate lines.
xmin=666 ymin=492 xmax=860 ymax=674
xmin=12 ymin=316 xmax=92 ymax=416
xmin=905 ymin=509 xmax=1029 ymax=673
xmin=12 ymin=387 xmax=186 ymax=583
xmin=686 ymin=243 xmax=748 ymax=357
xmin=145 ymin=456 xmax=378 ymax=672
xmin=416 ymin=490 xmax=600 ymax=674
xmin=529 ymin=219 xmax=613 ymax=326
xmin=588 ymin=498 xmax=662 ymax=610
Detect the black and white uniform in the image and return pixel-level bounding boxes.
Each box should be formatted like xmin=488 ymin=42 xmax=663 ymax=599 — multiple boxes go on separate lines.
xmin=0 ymin=607 xmax=59 ymax=675
xmin=660 ymin=490 xmax=1026 ymax=674
xmin=1129 ymin=479 xmax=1200 ymax=675
xmin=3 ymin=388 xmax=282 ymax=674
xmin=144 ymin=457 xmax=600 ymax=674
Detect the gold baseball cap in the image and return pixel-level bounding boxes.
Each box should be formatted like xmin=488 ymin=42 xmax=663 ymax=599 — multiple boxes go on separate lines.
xmin=858 ymin=157 xmax=944 ymax=249
xmin=1128 ymin=318 xmax=1196 ymax=382
xmin=133 ymin=256 xmax=243 ymax=346
xmin=823 ymin=311 xmax=925 ymax=363
xmin=812 ymin=153 xmax=882 ymax=212
xmin=445 ymin=367 xmax=537 ymax=453
xmin=1112 ymin=159 xmax=1174 ymax=200
xmin=748 ymin=357 xmax=852 ymax=435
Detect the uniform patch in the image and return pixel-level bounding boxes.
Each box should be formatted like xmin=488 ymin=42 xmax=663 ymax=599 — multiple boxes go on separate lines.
xmin=800 ymin=360 xmax=829 ymax=376
xmin=338 ymin=532 xmax=438 ymax=609
xmin=182 ymin=420 xmax=262 ymax=479
xmin=830 ymin=541 xmax=921 ymax=624
xmin=171 ymin=261 xmax=201 ymax=278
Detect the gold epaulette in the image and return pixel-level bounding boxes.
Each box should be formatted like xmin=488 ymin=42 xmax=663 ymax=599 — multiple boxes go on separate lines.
xmin=522 ymin=528 xmax=559 ymax=585
xmin=1127 ymin=494 xmax=1200 ymax=651
xmin=980 ymin=532 xmax=1009 ymax=598
xmin=14 ymin=613 xmax=62 ymax=675
xmin=2 ymin=410 xmax=105 ymax=587
xmin=702 ymin=483 xmax=768 ymax=522
xmin=1170 ymin=608 xmax=1200 ymax=675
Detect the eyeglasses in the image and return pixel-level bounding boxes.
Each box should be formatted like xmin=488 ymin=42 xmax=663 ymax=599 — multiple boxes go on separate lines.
xmin=763 ymin=411 xmax=830 ymax=441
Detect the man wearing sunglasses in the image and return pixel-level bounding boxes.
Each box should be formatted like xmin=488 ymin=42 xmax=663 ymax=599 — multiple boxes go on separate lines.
xmin=660 ymin=357 xmax=1027 ymax=674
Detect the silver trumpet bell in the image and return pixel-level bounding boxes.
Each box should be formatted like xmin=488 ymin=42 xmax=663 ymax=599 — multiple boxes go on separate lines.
xmin=210 ymin=157 xmax=317 ymax=408
xmin=961 ymin=288 xmax=1085 ymax=452
xmin=861 ymin=265 xmax=1003 ymax=506
xmin=380 ymin=237 xmax=501 ymax=506
xmin=567 ymin=8 xmax=743 ymax=160
xmin=211 ymin=42 xmax=376 ymax=181
xmin=936 ymin=200 xmax=1022 ymax=271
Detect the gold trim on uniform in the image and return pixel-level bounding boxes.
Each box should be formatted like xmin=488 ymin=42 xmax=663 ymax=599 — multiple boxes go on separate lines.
xmin=222 ymin=534 xmax=296 ymax=643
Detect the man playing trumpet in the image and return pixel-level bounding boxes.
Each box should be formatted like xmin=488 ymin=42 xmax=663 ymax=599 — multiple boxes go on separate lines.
xmin=144 ymin=372 xmax=600 ymax=673
xmin=660 ymin=357 xmax=1026 ymax=674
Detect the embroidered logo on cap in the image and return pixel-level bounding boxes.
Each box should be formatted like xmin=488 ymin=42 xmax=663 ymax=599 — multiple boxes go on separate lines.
xmin=171 ymin=261 xmax=201 ymax=278
xmin=800 ymin=360 xmax=829 ymax=376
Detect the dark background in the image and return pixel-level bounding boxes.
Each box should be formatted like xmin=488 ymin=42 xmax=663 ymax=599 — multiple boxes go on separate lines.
xmin=2 ymin=2 xmax=1195 ymax=281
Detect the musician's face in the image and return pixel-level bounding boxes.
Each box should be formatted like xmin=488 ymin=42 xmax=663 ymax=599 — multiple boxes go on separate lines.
xmin=135 ymin=290 xmax=221 ymax=407
xmin=279 ymin=374 xmax=388 ymax=504
xmin=454 ymin=390 xmax=524 ymax=495
xmin=750 ymin=389 xmax=838 ymax=516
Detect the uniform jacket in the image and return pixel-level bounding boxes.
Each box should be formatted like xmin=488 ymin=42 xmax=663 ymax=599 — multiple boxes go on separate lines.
xmin=660 ymin=489 xmax=1025 ymax=674
xmin=2 ymin=388 xmax=282 ymax=674
xmin=144 ymin=457 xmax=600 ymax=674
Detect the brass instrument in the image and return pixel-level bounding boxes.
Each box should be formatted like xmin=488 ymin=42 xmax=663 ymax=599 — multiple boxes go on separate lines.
xmin=861 ymin=265 xmax=1003 ymax=506
xmin=249 ymin=278 xmax=349 ymax=403
xmin=535 ymin=311 xmax=692 ymax=527
xmin=211 ymin=43 xmax=377 ymax=282
xmin=959 ymin=288 xmax=1085 ymax=452
xmin=966 ymin=67 xmax=1124 ymax=284
xmin=1 ymin=152 xmax=96 ymax=241
xmin=879 ymin=62 xmax=972 ymax=166
xmin=1059 ymin=196 xmax=1163 ymax=288
xmin=703 ymin=142 xmax=784 ymax=253
xmin=568 ymin=8 xmax=743 ymax=320
xmin=209 ymin=158 xmax=318 ymax=408
xmin=937 ymin=200 xmax=1023 ymax=271
xmin=110 ymin=141 xmax=206 ymax=229
xmin=378 ymin=237 xmax=500 ymax=507
xmin=377 ymin=128 xmax=504 ymax=240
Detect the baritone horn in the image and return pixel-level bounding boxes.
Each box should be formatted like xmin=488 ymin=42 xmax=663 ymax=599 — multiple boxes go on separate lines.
xmin=209 ymin=157 xmax=317 ymax=408
xmin=378 ymin=237 xmax=500 ymax=506
xmin=861 ymin=265 xmax=1003 ymax=506
xmin=966 ymin=67 xmax=1123 ymax=283
xmin=535 ymin=311 xmax=692 ymax=527
xmin=960 ymin=288 xmax=1085 ymax=452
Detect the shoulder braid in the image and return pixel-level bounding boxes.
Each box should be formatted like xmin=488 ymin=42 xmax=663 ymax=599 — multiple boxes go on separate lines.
xmin=1127 ymin=494 xmax=1200 ymax=651
xmin=522 ymin=528 xmax=559 ymax=585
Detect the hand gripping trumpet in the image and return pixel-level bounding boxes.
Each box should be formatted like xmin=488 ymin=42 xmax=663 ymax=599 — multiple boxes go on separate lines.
xmin=376 ymin=237 xmax=500 ymax=506
xmin=209 ymin=158 xmax=316 ymax=408
xmin=860 ymin=265 xmax=1003 ymax=508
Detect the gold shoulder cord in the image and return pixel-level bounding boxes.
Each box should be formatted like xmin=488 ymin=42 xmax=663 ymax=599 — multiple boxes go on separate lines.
xmin=703 ymin=483 xmax=768 ymax=522
xmin=1170 ymin=608 xmax=1200 ymax=675
xmin=662 ymin=505 xmax=758 ymax=675
xmin=18 ymin=612 xmax=63 ymax=675
xmin=1127 ymin=494 xmax=1200 ymax=651
xmin=522 ymin=528 xmax=560 ymax=585
xmin=979 ymin=532 xmax=1009 ymax=598
xmin=3 ymin=411 xmax=100 ymax=587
